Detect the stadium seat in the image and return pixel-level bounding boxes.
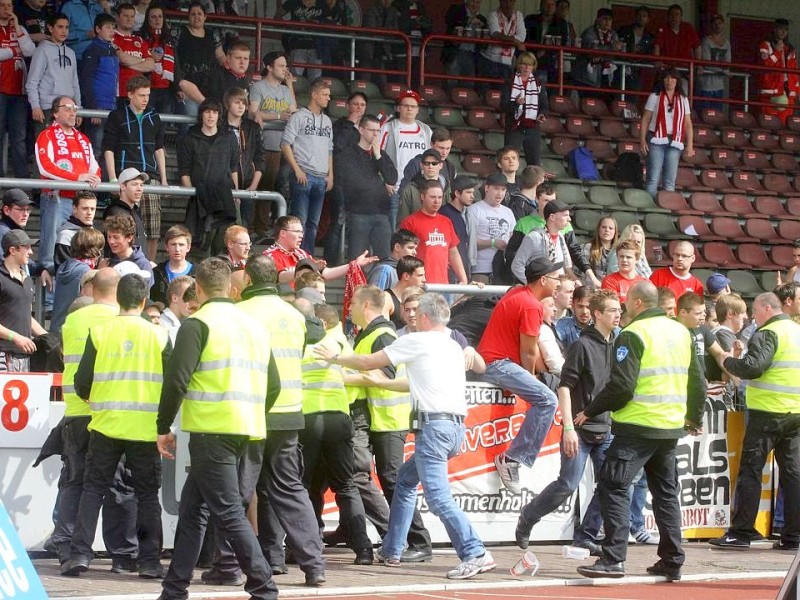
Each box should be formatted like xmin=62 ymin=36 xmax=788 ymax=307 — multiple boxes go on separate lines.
xmin=744 ymin=217 xmax=777 ymax=241
xmin=757 ymin=112 xmax=784 ymax=131
xmin=762 ymin=173 xmax=797 ymax=197
xmin=482 ymin=131 xmax=505 ymax=152
xmin=574 ymin=209 xmax=601 ymax=233
xmin=461 ymin=154 xmax=495 ymax=177
xmin=721 ymin=194 xmax=757 ymax=217
xmin=701 ymin=169 xmax=737 ymax=193
xmin=753 ymin=196 xmax=789 ymax=218
xmin=751 ymin=130 xmax=779 ymax=152
xmin=598 ymin=117 xmax=629 ymax=139
xmin=629 ymin=120 xmax=642 ymax=139
xmin=451 ymin=87 xmax=482 ymax=107
xmin=382 ymin=82 xmax=405 ymax=100
xmin=645 ymin=241 xmax=667 ymax=265
xmin=541 ymin=157 xmax=571 ymax=180
xmin=616 ymin=140 xmax=641 ymax=154
xmin=702 ymin=242 xmax=747 ymax=269
xmin=293 ymin=76 xmax=311 ymax=95
xmin=732 ymin=171 xmax=776 ymax=195
xmin=433 ymin=107 xmax=466 ymax=128
xmin=644 ymin=213 xmax=683 ymax=238
xmin=676 ymin=167 xmax=710 ymax=192
xmin=550 ymin=95 xmax=578 ymax=116
xmin=695 ymin=125 xmax=722 ymax=147
xmin=328 ymin=98 xmax=349 ymax=119
xmin=711 ymin=148 xmax=739 ymax=168
xmin=586 ymin=138 xmax=615 ymax=162
xmin=623 ymin=188 xmax=657 ymax=210
xmin=581 ymin=97 xmax=610 ymax=118
xmin=730 ymin=110 xmax=757 ymax=130
xmin=420 ymin=84 xmax=448 ymax=105
xmin=484 ymin=89 xmax=502 ymax=109
xmin=588 ymin=186 xmax=622 ymax=208
xmin=348 ymin=79 xmax=381 ymax=98
xmin=550 ymin=136 xmax=579 ymax=156
xmin=370 ymin=100 xmax=395 ymax=120
xmin=788 ymin=197 xmax=800 ymax=217
xmin=726 ymin=270 xmax=763 ymax=296
xmin=779 ymin=132 xmax=800 ymax=153
xmin=778 ymin=219 xmax=800 ymax=241
xmin=554 ymin=183 xmax=587 ymax=205
xmin=566 ymin=116 xmax=600 ymax=138
xmin=610 ymin=99 xmax=639 ymax=119
xmin=787 ymin=115 xmax=800 ymax=133
xmin=762 ymin=271 xmax=780 ymax=291
xmin=771 ymin=152 xmax=798 ymax=172
xmin=692 ymin=267 xmax=716 ymax=282
xmin=736 ymin=244 xmax=774 ymax=269
xmin=612 ymin=211 xmax=640 ymax=232
xmin=720 ymin=127 xmax=745 ymax=148
xmin=701 ymin=108 xmax=728 ymax=127
xmin=710 ymin=216 xmax=753 ymax=242
xmin=688 ymin=192 xmax=730 ymax=216
xmin=451 ymin=129 xmax=483 ymax=152
xmin=467 ymin=108 xmax=499 ymax=130
xmin=742 ymin=149 xmax=771 ymax=171
xmin=657 ymin=191 xmax=701 ymax=214
xmin=539 ymin=116 xmax=568 ymax=136
xmin=771 ymin=245 xmax=796 ymax=268
xmin=678 ymin=214 xmax=720 ymax=239
xmin=321 ymin=76 xmax=347 ymax=97
xmin=683 ymin=148 xmax=711 ymax=167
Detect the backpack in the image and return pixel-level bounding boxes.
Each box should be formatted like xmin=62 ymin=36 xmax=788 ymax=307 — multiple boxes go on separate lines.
xmin=610 ymin=152 xmax=645 ymax=189
xmin=567 ymin=147 xmax=600 ymax=181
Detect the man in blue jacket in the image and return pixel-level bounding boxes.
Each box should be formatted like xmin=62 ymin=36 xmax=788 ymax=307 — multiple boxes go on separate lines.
xmin=79 ymin=13 xmax=118 ymax=157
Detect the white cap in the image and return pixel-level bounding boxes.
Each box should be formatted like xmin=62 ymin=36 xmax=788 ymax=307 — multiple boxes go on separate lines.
xmin=118 ymin=168 xmax=150 ymax=184
xmin=113 ymin=261 xmax=151 ymax=282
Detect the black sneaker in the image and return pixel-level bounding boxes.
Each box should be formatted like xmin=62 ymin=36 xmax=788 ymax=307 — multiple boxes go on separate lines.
xmin=111 ymin=556 xmax=138 ymax=573
xmin=773 ymin=540 xmax=800 ymax=551
xmin=577 ymin=557 xmax=625 ymax=579
xmin=201 ymin=568 xmax=245 ymax=585
xmin=709 ymin=534 xmax=750 ymax=549
xmin=646 ymin=560 xmax=682 ymax=582
xmin=573 ymin=539 xmax=603 ymax=557
xmin=515 ymin=516 xmax=533 ymax=549
xmin=139 ymin=564 xmax=167 ymax=579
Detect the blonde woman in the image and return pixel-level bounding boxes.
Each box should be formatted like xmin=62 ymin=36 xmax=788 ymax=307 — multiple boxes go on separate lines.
xmin=501 ymin=52 xmax=549 ymax=166
xmin=605 ymin=223 xmax=652 ymax=278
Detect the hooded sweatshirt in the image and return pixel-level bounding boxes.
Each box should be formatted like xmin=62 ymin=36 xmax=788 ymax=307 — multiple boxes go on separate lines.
xmin=26 ymin=40 xmax=80 ymax=110
xmin=109 ymin=246 xmax=154 ymax=288
xmin=51 ymin=257 xmax=92 ymax=333
xmin=54 ymin=216 xmax=90 ymax=271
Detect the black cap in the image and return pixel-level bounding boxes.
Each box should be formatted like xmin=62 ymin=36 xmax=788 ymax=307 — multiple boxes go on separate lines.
xmin=420 ymin=148 xmax=442 ymax=162
xmin=597 ymin=8 xmax=613 ymax=18
xmin=543 ymin=199 xmax=572 ymax=220
xmin=524 ymin=256 xmax=564 ymax=282
xmin=295 ymin=257 xmax=320 ymax=275
xmin=485 ymin=173 xmax=508 ymax=187
xmin=1 ymin=229 xmax=38 ymax=254
xmin=2 ymin=189 xmax=32 ymax=207
xmin=452 ymin=175 xmax=478 ymax=192
xmin=775 ymin=18 xmax=790 ymax=27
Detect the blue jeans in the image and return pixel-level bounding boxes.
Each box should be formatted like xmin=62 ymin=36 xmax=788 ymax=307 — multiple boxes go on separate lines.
xmin=645 ymin=142 xmax=681 ymax=198
xmin=521 ymin=432 xmax=611 ymax=543
xmin=289 ymin=172 xmax=327 ymax=254
xmin=39 ymin=191 xmax=73 ymax=271
xmin=382 ymin=420 xmax=485 ymax=561
xmin=629 ymin=469 xmax=648 ymax=533
xmin=481 ymin=359 xmax=558 ymax=468
xmin=0 ymin=94 xmax=29 ymax=178
xmin=347 ymin=212 xmax=392 ymax=261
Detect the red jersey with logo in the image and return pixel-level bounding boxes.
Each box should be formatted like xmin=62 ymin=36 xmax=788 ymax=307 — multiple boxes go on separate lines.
xmin=399 ymin=211 xmax=459 ymax=285
xmin=649 ymin=267 xmax=704 ymax=300
xmin=35 ymin=124 xmax=101 ymax=199
xmin=263 ymin=243 xmax=311 ymax=275
xmin=114 ymin=30 xmax=149 ymax=97
xmin=147 ymin=36 xmax=175 ymax=89
xmin=0 ymin=24 xmax=34 ymax=95
xmin=601 ymin=272 xmax=648 ymax=303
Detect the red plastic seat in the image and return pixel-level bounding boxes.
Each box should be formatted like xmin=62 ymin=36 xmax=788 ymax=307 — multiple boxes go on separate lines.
xmin=744 ymin=218 xmax=777 ymax=241
xmin=657 ymin=191 xmax=701 ymax=214
xmin=702 ymin=108 xmax=729 ymax=127
xmin=722 ymin=194 xmax=757 ymax=217
xmin=788 ymin=197 xmax=800 ymax=217
xmin=720 ymin=127 xmax=745 ymax=148
xmin=586 ymin=138 xmax=615 ymax=161
xmin=450 ymin=87 xmax=482 ymax=107
xmin=466 ymin=108 xmax=499 ymax=130
xmin=683 ymin=148 xmax=711 ymax=167
xmin=771 ymin=246 xmax=796 ymax=268
xmin=629 ymin=121 xmax=642 ymax=139
xmin=772 ymin=152 xmax=798 ymax=172
xmin=461 ymin=154 xmax=495 ymax=178
xmin=787 ymin=115 xmax=800 ymax=133
xmin=736 ymin=244 xmax=774 ymax=269
xmin=732 ymin=171 xmax=776 ymax=195
xmin=731 ymin=110 xmax=757 ymax=130
xmin=677 ymin=214 xmax=719 ymax=239
xmin=779 ymin=132 xmax=800 ymax=153
xmin=694 ymin=125 xmax=722 ymax=147
xmin=757 ymin=112 xmax=784 ymax=131
xmin=550 ymin=136 xmax=579 ymax=156
xmin=702 ymin=242 xmax=747 ymax=268
xmin=711 ymin=148 xmax=740 ymax=168
xmin=753 ymin=196 xmax=789 ymax=218
xmin=689 ymin=192 xmax=731 ymax=216
xmin=701 ymin=169 xmax=737 ymax=193
xmin=710 ymin=216 xmax=751 ymax=241
xmin=778 ymin=220 xmax=800 ymax=241
xmin=539 ymin=116 xmax=568 ymax=136
xmin=598 ymin=117 xmax=629 ymax=139
xmin=451 ymin=129 xmax=483 ymax=152
xmin=484 ymin=89 xmax=502 ymax=109
xmin=581 ymin=97 xmax=610 ymax=118
xmin=566 ymin=116 xmax=600 ymax=138
xmin=382 ymin=82 xmax=405 ymax=100
xmin=678 ymin=168 xmax=713 ymax=192
xmin=751 ymin=130 xmax=780 ymax=151
xmin=617 ymin=140 xmax=641 ymax=154
xmin=741 ymin=150 xmax=770 ymax=171
xmin=610 ymin=99 xmax=639 ymax=119
xmin=419 ymin=84 xmax=448 ymax=105
xmin=762 ymin=173 xmax=795 ymax=196
xmin=550 ymin=95 xmax=578 ymax=116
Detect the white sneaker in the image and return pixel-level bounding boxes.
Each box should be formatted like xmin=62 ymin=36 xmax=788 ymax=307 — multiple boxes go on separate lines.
xmin=632 ymin=530 xmax=660 ymax=545
xmin=494 ymin=454 xmax=521 ymax=494
xmin=446 ymin=551 xmax=496 ymax=580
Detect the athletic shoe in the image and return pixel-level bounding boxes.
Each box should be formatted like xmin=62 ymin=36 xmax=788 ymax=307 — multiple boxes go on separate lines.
xmin=577 ymin=557 xmax=625 ymax=579
xmin=494 ymin=453 xmax=521 ymax=494
xmin=773 ymin=540 xmax=800 ymax=551
xmin=709 ymin=534 xmax=750 ymax=549
xmin=446 ymin=551 xmax=496 ymax=580
xmin=201 ymin=568 xmax=245 ymax=585
xmin=376 ymin=547 xmax=401 ymax=567
xmin=632 ymin=529 xmax=659 ymax=545
xmin=646 ymin=560 xmax=682 ymax=581
xmin=515 ymin=516 xmax=533 ymax=549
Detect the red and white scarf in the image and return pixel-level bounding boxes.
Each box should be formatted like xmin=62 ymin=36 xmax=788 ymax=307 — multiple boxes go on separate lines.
xmin=510 ymin=74 xmax=540 ymax=127
xmin=651 ymin=92 xmax=686 ymax=150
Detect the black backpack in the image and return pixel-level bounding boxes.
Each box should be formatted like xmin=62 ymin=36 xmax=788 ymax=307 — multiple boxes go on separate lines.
xmin=610 ymin=152 xmax=645 ymax=189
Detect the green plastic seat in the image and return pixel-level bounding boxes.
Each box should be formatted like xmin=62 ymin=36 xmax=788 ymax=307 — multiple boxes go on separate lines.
xmin=761 ymin=271 xmax=779 ymax=291
xmin=327 ymin=98 xmax=349 ymax=119
xmin=574 ymin=209 xmax=601 ymax=233
xmin=611 ymin=211 xmax=640 ymax=232
xmin=483 ymin=131 xmax=505 ymax=152
xmin=623 ymin=188 xmax=658 ymax=210
xmin=321 ymin=76 xmax=347 ymax=97
xmin=347 ymin=79 xmax=381 ymax=98
xmin=554 ymin=183 xmax=586 ymax=206
xmin=644 ymin=213 xmax=683 ymax=238
xmin=292 ymin=76 xmax=310 ymax=95
xmin=726 ymin=270 xmax=763 ymax=296
xmin=588 ymin=186 xmax=622 ymax=208
xmin=433 ymin=107 xmax=466 ymax=128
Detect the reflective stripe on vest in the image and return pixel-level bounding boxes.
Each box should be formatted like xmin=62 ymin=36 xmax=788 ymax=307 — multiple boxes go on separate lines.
xmin=181 ymin=302 xmax=271 ymax=438
xmin=61 ymin=303 xmax=119 ymax=417
xmin=746 ymin=319 xmax=800 ymax=414
xmin=88 ymin=316 xmax=168 ymax=442
xmin=611 ymin=315 xmax=691 ymax=430
xmin=237 ymin=295 xmax=305 ymax=415
xmin=352 ymin=324 xmax=412 ymax=432
xmin=301 ymin=329 xmax=350 ymax=415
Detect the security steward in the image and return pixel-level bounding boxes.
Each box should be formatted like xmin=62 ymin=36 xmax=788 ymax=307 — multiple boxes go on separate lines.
xmin=156 ymin=258 xmax=281 ymax=600
xmin=298 ymin=303 xmax=372 ymax=565
xmin=574 ymin=281 xmax=705 ymax=581
xmin=51 ymin=268 xmax=120 ymax=564
xmin=710 ymin=292 xmax=800 ymax=551
xmin=61 ymin=273 xmax=171 ymax=579
xmin=238 ymin=255 xmax=328 ymax=581
xmin=347 ymin=284 xmax=432 ymax=562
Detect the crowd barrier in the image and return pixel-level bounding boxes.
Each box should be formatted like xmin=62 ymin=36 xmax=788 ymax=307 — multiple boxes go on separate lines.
xmin=0 ymin=374 xmax=775 ymax=550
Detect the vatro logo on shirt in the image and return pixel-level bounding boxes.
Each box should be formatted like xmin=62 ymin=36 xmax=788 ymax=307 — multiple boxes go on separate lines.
xmin=426 ymin=229 xmax=446 ymax=247
xmin=616 ymin=346 xmax=628 ymax=362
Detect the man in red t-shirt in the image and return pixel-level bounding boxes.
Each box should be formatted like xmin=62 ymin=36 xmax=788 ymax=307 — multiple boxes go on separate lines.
xmin=477 ymin=256 xmax=560 ymax=495
xmin=654 ymin=4 xmax=700 ymax=62
xmin=649 ymin=240 xmax=704 ymax=299
xmin=399 ymin=179 xmax=467 ymax=285
xmin=601 ymin=239 xmax=647 ymax=303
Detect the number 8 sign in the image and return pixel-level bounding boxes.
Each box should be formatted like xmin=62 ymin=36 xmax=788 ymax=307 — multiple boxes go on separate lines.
xmin=0 ymin=375 xmax=52 ymax=449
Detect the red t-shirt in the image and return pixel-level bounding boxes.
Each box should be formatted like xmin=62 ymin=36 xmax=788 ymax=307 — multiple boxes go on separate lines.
xmin=601 ymin=272 xmax=648 ymax=303
xmin=263 ymin=243 xmax=311 ymax=274
xmin=654 ymin=23 xmax=700 ymax=60
xmin=115 ymin=31 xmax=149 ymax=97
xmin=650 ymin=267 xmax=704 ymax=299
xmin=399 ymin=211 xmax=460 ymax=284
xmin=478 ymin=285 xmax=543 ymax=365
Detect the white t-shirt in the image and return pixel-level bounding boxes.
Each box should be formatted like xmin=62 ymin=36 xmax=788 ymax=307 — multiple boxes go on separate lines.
xmin=481 ymin=9 xmax=526 ymax=66
xmin=382 ymin=330 xmax=467 ymax=416
xmin=469 ymin=200 xmax=516 ymax=274
xmin=644 ymin=93 xmax=691 ymax=135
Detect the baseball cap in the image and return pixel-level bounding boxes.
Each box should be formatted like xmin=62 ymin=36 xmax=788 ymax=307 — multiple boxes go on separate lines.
xmin=2 ymin=189 xmax=32 ymax=207
xmin=485 ymin=173 xmax=508 ymax=188
xmin=706 ymin=273 xmax=731 ymax=294
xmin=118 ymin=168 xmax=150 ymax=185
xmin=295 ymin=257 xmax=320 ymax=275
xmin=113 ymin=261 xmax=151 ymax=281
xmin=597 ymin=8 xmax=613 ymax=18
xmin=452 ymin=175 xmax=478 ymax=192
xmin=396 ymin=89 xmax=422 ymax=105
xmin=420 ymin=148 xmax=442 ymax=163
xmin=543 ymin=199 xmax=572 ymax=220
xmin=524 ymin=256 xmax=564 ymax=282
xmin=1 ymin=230 xmax=38 ymax=254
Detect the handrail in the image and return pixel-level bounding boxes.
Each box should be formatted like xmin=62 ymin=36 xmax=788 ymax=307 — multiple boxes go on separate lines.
xmin=165 ymin=9 xmax=413 ymax=87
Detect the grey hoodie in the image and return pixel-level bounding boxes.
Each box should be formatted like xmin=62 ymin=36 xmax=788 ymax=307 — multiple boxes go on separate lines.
xmin=26 ymin=40 xmax=81 ymax=110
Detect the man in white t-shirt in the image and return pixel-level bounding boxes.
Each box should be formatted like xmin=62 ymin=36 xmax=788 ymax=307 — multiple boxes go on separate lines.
xmin=315 ymin=292 xmax=494 ymax=580
xmin=468 ymin=173 xmax=516 ymax=283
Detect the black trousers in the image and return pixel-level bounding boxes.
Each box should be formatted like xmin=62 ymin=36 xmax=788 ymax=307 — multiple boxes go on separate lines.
xmin=597 ymin=435 xmax=684 ymax=567
xmin=300 ymin=411 xmax=371 ymax=551
xmin=730 ymin=410 xmax=800 ymax=545
xmin=209 ymin=439 xmax=265 ymax=575
xmin=161 ymin=433 xmax=276 ymax=600
xmin=350 ymin=401 xmax=390 ymax=537
xmin=256 ymin=429 xmax=325 ymax=575
xmin=68 ymin=431 xmax=162 ymax=568
xmin=505 ymin=126 xmax=542 ymax=167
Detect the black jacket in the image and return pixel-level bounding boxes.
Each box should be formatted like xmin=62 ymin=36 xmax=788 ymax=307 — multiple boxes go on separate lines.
xmin=335 ymin=143 xmax=397 ymax=215
xmin=104 ymin=199 xmax=146 ymax=251
xmin=177 ymin=125 xmax=239 ymax=187
xmin=151 ymin=261 xmax=197 ymax=305
xmin=584 ymin=308 xmax=706 ymax=439
xmin=723 ymin=314 xmax=789 ymax=383
xmin=102 ymin=105 xmax=165 ymax=177
xmin=559 ymin=325 xmax=614 ymax=435
xmin=500 ymin=73 xmax=549 ymax=134
xmin=227 ymin=118 xmax=266 ymax=189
